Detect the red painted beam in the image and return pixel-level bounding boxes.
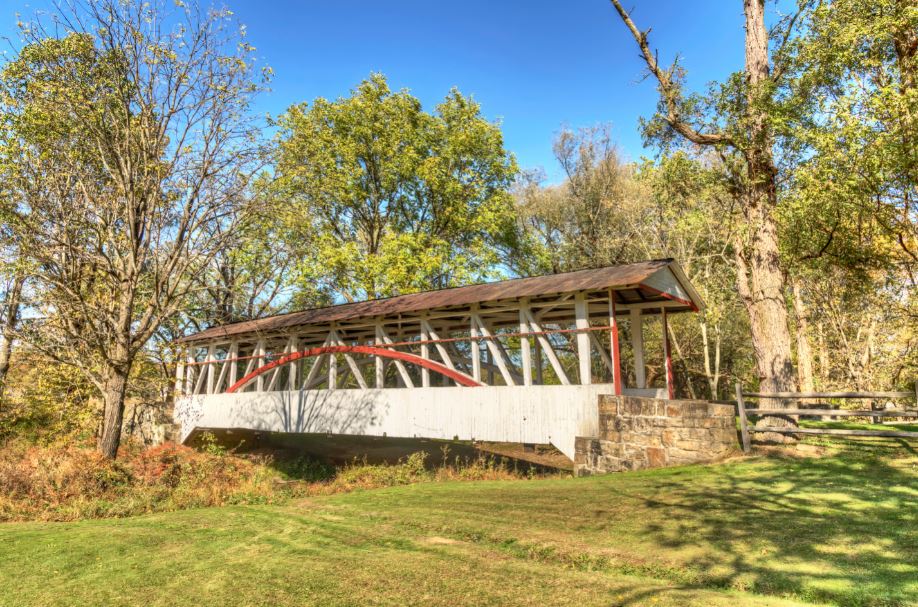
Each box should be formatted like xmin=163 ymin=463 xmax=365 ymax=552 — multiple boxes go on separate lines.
xmin=226 ymin=345 xmax=483 ymax=393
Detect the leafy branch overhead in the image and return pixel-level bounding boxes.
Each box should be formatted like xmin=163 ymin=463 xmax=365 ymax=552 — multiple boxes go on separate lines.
xmin=272 ymin=73 xmax=521 ymax=304
xmin=0 ymin=0 xmax=269 ymax=457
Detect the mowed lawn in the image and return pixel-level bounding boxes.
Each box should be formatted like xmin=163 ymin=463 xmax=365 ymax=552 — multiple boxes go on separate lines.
xmin=1 ymin=444 xmax=916 ymax=607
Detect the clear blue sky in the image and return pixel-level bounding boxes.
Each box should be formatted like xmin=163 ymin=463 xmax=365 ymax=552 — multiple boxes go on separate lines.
xmin=1 ymin=1 xmax=762 ymax=180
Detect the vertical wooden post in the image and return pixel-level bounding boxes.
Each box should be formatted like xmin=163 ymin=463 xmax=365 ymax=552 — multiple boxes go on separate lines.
xmin=519 ymin=300 xmax=532 ymax=386
xmin=328 ymin=328 xmax=338 ymax=390
xmin=286 ymin=337 xmax=298 ymax=391
xmin=470 ymin=307 xmax=481 ymax=383
xmin=608 ymin=289 xmax=622 ymax=395
xmin=205 ymin=344 xmax=216 ymax=395
xmin=736 ymin=382 xmax=751 ymax=453
xmin=662 ymin=307 xmax=674 ymax=400
xmin=574 ymin=292 xmax=592 ymax=385
xmin=254 ymin=339 xmax=266 ymax=392
xmin=420 ymin=319 xmax=430 ymax=388
xmin=375 ymin=322 xmax=385 ymax=388
xmin=227 ymin=341 xmax=239 ymax=389
xmin=630 ymin=309 xmax=645 ymax=389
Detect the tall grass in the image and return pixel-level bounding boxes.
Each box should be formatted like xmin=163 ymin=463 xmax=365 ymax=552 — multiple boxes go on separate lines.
xmin=0 ymin=439 xmax=552 ymax=522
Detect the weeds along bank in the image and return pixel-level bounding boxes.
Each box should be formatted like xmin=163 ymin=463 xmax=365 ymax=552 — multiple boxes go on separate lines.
xmin=0 ymin=438 xmax=545 ymax=522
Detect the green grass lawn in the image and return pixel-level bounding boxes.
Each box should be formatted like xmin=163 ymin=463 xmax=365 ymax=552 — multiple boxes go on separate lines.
xmin=1 ymin=444 xmax=916 ymax=607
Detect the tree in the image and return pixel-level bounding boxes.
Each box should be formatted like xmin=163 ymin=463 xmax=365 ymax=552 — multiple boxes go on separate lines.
xmin=0 ymin=0 xmax=267 ymax=458
xmin=778 ymin=0 xmax=917 ymax=390
xmin=608 ymin=0 xmax=801 ymax=408
xmin=187 ymin=194 xmax=296 ymax=331
xmin=512 ymin=125 xmax=642 ymax=275
xmin=513 ymin=126 xmax=752 ymax=398
xmin=273 ymin=74 xmax=520 ymax=303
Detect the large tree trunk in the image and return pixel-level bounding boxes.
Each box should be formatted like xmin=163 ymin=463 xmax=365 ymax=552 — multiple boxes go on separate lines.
xmin=734 ymin=233 xmax=795 ymax=397
xmin=736 ymin=0 xmax=797 ymax=444
xmin=0 ymin=273 xmax=25 ymax=400
xmin=742 ymin=0 xmax=796 ymax=399
xmin=97 ymin=346 xmax=132 ymax=459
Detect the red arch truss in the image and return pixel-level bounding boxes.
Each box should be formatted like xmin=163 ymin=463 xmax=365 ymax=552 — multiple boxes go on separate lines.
xmin=226 ymin=345 xmax=483 ymax=393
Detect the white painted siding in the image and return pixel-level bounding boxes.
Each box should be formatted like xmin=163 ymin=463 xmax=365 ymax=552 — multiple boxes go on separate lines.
xmin=175 ymin=385 xmax=664 ymax=460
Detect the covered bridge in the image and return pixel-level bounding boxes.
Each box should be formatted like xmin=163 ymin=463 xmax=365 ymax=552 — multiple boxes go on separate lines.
xmin=173 ymin=259 xmax=705 ymax=461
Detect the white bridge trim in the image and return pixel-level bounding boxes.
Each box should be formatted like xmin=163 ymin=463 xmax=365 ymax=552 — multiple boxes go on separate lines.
xmin=175 ymin=384 xmax=666 ymax=460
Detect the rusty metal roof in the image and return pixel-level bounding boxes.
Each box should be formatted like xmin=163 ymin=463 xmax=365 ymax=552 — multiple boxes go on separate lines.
xmin=179 ymin=259 xmax=697 ymax=344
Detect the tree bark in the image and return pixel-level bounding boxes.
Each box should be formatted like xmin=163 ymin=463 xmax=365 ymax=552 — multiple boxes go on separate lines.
xmin=0 ymin=273 xmax=25 ymax=401
xmin=97 ymin=362 xmax=129 ymax=459
xmin=741 ymin=0 xmax=797 ymax=402
xmin=97 ymin=340 xmax=132 ymax=459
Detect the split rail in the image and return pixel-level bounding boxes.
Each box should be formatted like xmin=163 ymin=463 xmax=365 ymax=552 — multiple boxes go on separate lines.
xmin=734 ymin=382 xmax=918 ymax=453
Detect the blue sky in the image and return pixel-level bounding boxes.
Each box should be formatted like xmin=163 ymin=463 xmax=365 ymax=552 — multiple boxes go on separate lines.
xmin=0 ymin=1 xmax=757 ymax=180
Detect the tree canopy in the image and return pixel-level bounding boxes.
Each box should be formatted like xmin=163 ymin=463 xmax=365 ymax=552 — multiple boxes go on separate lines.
xmin=272 ymin=74 xmax=520 ymax=304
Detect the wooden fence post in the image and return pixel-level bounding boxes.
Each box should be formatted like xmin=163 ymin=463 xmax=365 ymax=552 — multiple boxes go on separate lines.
xmin=736 ymin=382 xmax=751 ymax=453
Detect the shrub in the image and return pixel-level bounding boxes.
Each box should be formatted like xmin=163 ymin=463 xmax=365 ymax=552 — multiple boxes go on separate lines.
xmin=0 ymin=439 xmax=281 ymax=522
xmin=0 ymin=440 xmax=560 ymax=522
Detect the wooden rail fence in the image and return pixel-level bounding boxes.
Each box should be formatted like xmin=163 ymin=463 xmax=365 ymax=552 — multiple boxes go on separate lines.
xmin=734 ymin=382 xmax=918 ymax=453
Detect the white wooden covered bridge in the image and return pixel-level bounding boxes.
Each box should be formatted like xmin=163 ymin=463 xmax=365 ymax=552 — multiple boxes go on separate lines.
xmin=173 ymin=259 xmax=704 ymax=460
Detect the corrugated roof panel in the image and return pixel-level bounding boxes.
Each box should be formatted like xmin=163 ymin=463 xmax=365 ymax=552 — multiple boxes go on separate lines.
xmin=179 ymin=259 xmax=698 ymax=343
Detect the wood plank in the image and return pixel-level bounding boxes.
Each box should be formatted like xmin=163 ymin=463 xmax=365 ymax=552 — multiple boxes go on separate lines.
xmin=748 ymin=427 xmax=918 ymax=439
xmin=331 ymin=330 xmax=368 ymax=389
xmin=254 ymin=340 xmax=265 ymax=392
xmin=227 ymin=341 xmax=239 ymax=389
xmin=745 ymin=409 xmax=918 ymax=418
xmin=376 ymin=325 xmax=415 ymax=388
xmin=574 ymin=292 xmax=592 ymax=385
xmin=205 ymin=344 xmax=216 ymax=394
xmin=743 ymin=391 xmax=913 ymax=399
xmin=420 ymin=320 xmax=430 ymax=388
xmin=470 ymin=307 xmax=481 ymax=383
xmin=302 ymin=333 xmax=331 ymax=389
xmin=374 ymin=321 xmax=385 ymax=388
xmin=519 ymin=303 xmax=532 ymax=386
xmin=735 ymin=382 xmax=751 ymax=453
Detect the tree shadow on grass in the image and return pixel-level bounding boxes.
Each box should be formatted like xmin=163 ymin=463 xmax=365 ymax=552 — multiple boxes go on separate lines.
xmin=624 ymin=445 xmax=917 ymax=606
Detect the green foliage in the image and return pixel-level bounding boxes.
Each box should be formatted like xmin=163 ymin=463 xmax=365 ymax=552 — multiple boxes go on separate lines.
xmin=272 ymin=73 xmax=520 ymax=303
xmin=0 ymin=0 xmax=269 ymax=457
xmin=779 ymin=0 xmax=917 ymax=275
xmin=513 ymin=127 xmax=753 ymax=398
xmin=0 ymin=353 xmax=97 ymax=442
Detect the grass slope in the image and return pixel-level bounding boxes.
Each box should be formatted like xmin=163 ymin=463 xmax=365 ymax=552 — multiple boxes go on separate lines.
xmin=1 ymin=445 xmax=916 ymax=607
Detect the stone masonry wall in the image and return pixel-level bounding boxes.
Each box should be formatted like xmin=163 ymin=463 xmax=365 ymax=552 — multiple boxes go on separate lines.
xmin=574 ymin=395 xmax=737 ymax=476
